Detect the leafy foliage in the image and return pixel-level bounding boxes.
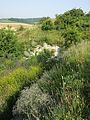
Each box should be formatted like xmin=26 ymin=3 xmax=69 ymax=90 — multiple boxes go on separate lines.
xmin=63 ymin=27 xmax=82 ymax=48
xmin=37 ymin=49 xmax=52 ymax=65
xmin=0 ymin=29 xmax=23 ymax=59
xmin=41 ymin=17 xmax=54 ymax=30
xmin=54 ymin=8 xmax=85 ymax=30
xmin=12 ymin=84 xmax=52 ymax=120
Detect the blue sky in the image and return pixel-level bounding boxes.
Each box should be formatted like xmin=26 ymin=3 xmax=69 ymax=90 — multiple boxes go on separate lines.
xmin=0 ymin=0 xmax=90 ymax=18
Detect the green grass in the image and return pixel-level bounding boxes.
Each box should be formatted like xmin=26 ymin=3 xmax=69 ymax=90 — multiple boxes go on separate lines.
xmin=37 ymin=40 xmax=90 ymax=120
xmin=63 ymin=40 xmax=90 ymax=62
xmin=16 ymin=28 xmax=64 ymax=47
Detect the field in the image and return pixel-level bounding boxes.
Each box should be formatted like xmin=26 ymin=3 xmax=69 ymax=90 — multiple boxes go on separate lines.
xmin=0 ymin=22 xmax=36 ymax=30
xmin=0 ymin=18 xmax=41 ymax=24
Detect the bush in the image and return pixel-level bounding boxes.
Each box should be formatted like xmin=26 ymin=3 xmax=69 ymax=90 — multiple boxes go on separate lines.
xmin=22 ymin=55 xmax=39 ymax=68
xmin=37 ymin=49 xmax=52 ymax=65
xmin=0 ymin=29 xmax=23 ymax=59
xmin=41 ymin=18 xmax=54 ymax=31
xmin=62 ymin=28 xmax=82 ymax=48
xmin=12 ymin=84 xmax=53 ymax=120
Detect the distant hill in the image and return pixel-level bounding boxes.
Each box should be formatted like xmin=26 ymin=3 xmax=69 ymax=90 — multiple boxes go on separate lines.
xmin=0 ymin=18 xmax=41 ymax=24
xmin=0 ymin=19 xmax=16 ymax=23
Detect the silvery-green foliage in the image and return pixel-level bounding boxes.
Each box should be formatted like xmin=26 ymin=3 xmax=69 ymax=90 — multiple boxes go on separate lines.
xmin=12 ymin=84 xmax=52 ymax=120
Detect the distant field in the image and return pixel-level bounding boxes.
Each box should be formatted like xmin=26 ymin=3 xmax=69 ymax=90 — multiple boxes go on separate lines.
xmin=0 ymin=23 xmax=36 ymax=30
xmin=0 ymin=18 xmax=41 ymax=24
xmin=0 ymin=19 xmax=16 ymax=23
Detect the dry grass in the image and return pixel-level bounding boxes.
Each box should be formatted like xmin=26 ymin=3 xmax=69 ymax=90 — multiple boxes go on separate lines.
xmin=63 ymin=40 xmax=90 ymax=62
xmin=0 ymin=23 xmax=36 ymax=30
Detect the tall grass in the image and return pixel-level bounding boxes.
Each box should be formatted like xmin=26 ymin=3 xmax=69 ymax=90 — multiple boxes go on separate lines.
xmin=37 ymin=40 xmax=90 ymax=119
xmin=63 ymin=40 xmax=90 ymax=62
xmin=17 ymin=28 xmax=64 ymax=47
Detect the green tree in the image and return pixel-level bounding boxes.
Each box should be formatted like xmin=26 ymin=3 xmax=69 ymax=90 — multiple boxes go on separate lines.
xmin=64 ymin=8 xmax=84 ymax=17
xmin=54 ymin=8 xmax=85 ymax=30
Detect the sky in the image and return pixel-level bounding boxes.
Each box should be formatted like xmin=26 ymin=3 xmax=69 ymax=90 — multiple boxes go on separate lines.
xmin=0 ymin=0 xmax=90 ymax=18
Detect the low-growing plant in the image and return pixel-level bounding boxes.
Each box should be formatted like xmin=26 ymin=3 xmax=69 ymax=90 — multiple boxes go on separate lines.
xmin=37 ymin=49 xmax=53 ymax=66
xmin=12 ymin=84 xmax=53 ymax=120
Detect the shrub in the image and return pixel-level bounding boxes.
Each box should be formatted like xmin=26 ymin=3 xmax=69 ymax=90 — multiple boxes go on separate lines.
xmin=41 ymin=18 xmax=54 ymax=31
xmin=37 ymin=49 xmax=52 ymax=65
xmin=0 ymin=29 xmax=23 ymax=59
xmin=23 ymin=48 xmax=57 ymax=71
xmin=12 ymin=84 xmax=53 ymax=120
xmin=0 ymin=59 xmax=17 ymax=72
xmin=62 ymin=28 xmax=82 ymax=48
xmin=40 ymin=17 xmax=50 ymax=24
xmin=22 ymin=55 xmax=39 ymax=68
